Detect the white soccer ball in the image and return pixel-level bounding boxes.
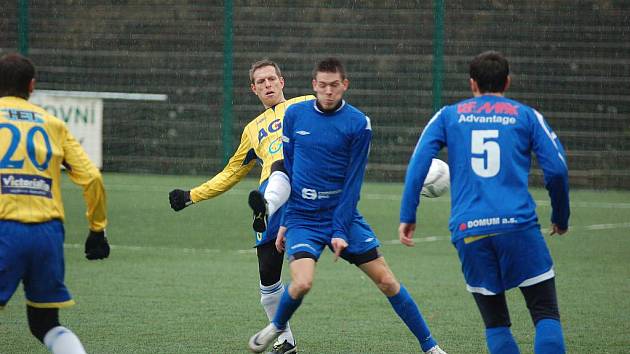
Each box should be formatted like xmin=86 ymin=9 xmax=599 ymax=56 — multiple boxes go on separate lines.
xmin=421 ymin=158 xmax=450 ymax=198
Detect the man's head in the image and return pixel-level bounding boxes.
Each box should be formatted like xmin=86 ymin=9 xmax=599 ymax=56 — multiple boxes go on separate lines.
xmin=312 ymin=57 xmax=349 ymax=110
xmin=250 ymin=59 xmax=285 ymax=109
xmin=0 ymin=52 xmax=36 ymax=99
xmin=469 ymin=51 xmax=510 ymax=96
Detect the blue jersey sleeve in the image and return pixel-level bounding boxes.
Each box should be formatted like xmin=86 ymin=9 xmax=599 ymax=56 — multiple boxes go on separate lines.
xmin=400 ymin=108 xmax=447 ymax=223
xmin=332 ymin=116 xmax=372 ymax=241
xmin=530 ymin=110 xmax=570 ymax=229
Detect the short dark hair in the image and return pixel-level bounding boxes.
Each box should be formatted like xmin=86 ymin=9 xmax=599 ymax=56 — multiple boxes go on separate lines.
xmin=469 ymin=51 xmax=509 ymax=93
xmin=249 ymin=59 xmax=282 ymax=84
xmin=0 ymin=52 xmax=35 ymax=99
xmin=313 ymin=57 xmax=346 ymax=80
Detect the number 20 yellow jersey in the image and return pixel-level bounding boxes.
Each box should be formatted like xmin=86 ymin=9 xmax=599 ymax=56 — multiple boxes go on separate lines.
xmin=0 ymin=96 xmax=106 ymax=231
xmin=190 ymin=95 xmax=314 ymax=203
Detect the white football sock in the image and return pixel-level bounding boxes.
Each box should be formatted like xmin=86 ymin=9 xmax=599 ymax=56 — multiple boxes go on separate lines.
xmin=264 ymin=171 xmax=291 ymax=217
xmin=43 ymin=326 xmax=87 ymax=354
xmin=260 ymin=281 xmax=295 ymax=346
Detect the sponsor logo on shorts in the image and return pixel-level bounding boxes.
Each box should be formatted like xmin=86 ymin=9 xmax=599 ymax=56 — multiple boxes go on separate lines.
xmin=1 ymin=174 xmax=52 ymax=198
xmin=291 ymin=243 xmax=317 ymax=253
xmin=459 ymin=216 xmax=518 ymax=231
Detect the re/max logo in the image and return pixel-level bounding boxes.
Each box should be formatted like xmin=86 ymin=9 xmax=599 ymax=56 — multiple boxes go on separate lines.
xmin=257 ymin=119 xmax=282 ymax=142
xmin=457 ymin=102 xmax=518 ymax=115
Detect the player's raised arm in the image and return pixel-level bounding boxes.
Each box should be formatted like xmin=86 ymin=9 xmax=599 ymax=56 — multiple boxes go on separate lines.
xmin=168 ymin=127 xmax=256 ymax=211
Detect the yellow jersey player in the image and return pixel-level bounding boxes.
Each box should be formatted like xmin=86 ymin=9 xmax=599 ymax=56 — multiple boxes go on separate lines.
xmin=0 ymin=53 xmax=109 ymax=354
xmin=169 ymin=59 xmax=313 ymax=354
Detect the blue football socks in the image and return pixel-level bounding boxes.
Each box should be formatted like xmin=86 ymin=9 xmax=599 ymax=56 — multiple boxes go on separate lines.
xmin=271 ymin=284 xmax=303 ymax=330
xmin=387 ymin=285 xmax=437 ymax=352
xmin=534 ymin=319 xmax=565 ymax=354
xmin=485 ymin=326 xmax=520 ymax=354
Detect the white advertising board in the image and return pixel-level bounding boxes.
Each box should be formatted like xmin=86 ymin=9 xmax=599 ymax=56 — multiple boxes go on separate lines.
xmin=30 ymin=93 xmax=103 ymax=168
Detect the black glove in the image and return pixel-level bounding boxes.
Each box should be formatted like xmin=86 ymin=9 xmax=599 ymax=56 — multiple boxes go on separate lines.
xmin=85 ymin=230 xmax=110 ymax=260
xmin=169 ymin=189 xmax=192 ymax=211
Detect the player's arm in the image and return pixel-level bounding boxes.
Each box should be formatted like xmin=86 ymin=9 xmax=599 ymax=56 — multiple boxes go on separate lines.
xmin=530 ymin=109 xmax=570 ymax=232
xmin=62 ymin=128 xmax=107 ymax=232
xmin=399 ymin=108 xmax=446 ymax=225
xmin=62 ymin=127 xmax=110 ymax=260
xmin=169 ymin=128 xmax=256 ymax=211
xmin=331 ymin=116 xmax=372 ymax=242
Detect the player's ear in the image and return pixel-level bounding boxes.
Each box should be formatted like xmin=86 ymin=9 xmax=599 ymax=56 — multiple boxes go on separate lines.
xmin=250 ymin=83 xmax=257 ymax=95
xmin=469 ymin=78 xmax=479 ymax=96
xmin=312 ymin=79 xmax=317 ymax=91
xmin=279 ymin=76 xmax=285 ymax=89
xmin=29 ymin=79 xmax=36 ymax=94
xmin=342 ymin=79 xmax=349 ymax=91
xmin=503 ymin=76 xmax=511 ymax=92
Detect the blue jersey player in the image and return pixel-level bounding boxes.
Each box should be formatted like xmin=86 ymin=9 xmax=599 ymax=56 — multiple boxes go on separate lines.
xmin=399 ymin=51 xmax=570 ymax=354
xmin=0 ymin=53 xmax=110 ymax=354
xmin=248 ymin=58 xmax=446 ymax=354
xmin=169 ymin=60 xmax=312 ymax=354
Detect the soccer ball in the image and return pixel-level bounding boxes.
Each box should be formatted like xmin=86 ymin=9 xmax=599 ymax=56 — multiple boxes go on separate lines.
xmin=421 ymin=158 xmax=450 ymax=198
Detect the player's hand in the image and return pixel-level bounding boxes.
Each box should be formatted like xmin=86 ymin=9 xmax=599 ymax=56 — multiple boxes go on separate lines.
xmin=276 ymin=226 xmax=287 ymax=253
xmin=331 ymin=237 xmax=348 ymax=262
xmin=398 ymin=223 xmax=416 ymax=247
xmin=549 ymin=224 xmax=568 ymax=236
xmin=169 ymin=189 xmax=192 ymax=211
xmin=85 ymin=230 xmax=110 ymax=260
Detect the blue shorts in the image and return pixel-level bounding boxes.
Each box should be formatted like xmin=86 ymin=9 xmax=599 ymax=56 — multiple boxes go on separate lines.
xmin=285 ymin=215 xmax=380 ymax=261
xmin=0 ymin=220 xmax=74 ymax=309
xmin=254 ymin=180 xmax=284 ymax=247
xmin=454 ymin=225 xmax=554 ymax=295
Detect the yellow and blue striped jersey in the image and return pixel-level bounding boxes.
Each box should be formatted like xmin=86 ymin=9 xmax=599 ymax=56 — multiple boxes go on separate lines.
xmin=0 ymin=96 xmax=107 ymax=231
xmin=190 ymin=95 xmax=314 ymax=203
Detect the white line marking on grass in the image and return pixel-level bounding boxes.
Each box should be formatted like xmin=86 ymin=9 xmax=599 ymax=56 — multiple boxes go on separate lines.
xmin=64 ymin=223 xmax=630 ymax=253
xmin=382 ymin=236 xmax=444 ymax=245
xmin=66 ymin=181 xmax=630 ymax=209
xmin=382 ymin=222 xmax=630 ymax=245
xmin=584 ymin=222 xmax=630 ymax=230
xmin=65 ymin=243 xmax=223 ymax=254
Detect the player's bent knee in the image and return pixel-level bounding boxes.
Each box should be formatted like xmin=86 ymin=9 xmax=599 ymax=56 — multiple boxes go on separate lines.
xmin=290 ymin=279 xmax=313 ymax=297
xmin=521 ymin=278 xmax=560 ymax=325
xmin=375 ymin=274 xmax=399 ymax=296
xmin=27 ymin=306 xmax=60 ymax=343
xmin=473 ymin=293 xmax=512 ymax=328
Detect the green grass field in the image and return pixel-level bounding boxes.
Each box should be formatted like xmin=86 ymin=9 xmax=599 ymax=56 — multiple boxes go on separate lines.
xmin=1 ymin=173 xmax=629 ymax=353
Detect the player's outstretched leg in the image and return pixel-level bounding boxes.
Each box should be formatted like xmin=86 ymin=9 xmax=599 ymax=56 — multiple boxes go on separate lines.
xmin=264 ymin=169 xmax=291 ymax=217
xmin=248 ymin=190 xmax=268 ymax=233
xmin=358 ymin=257 xmax=445 ymax=353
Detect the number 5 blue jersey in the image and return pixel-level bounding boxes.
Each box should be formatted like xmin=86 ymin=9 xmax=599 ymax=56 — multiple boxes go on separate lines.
xmin=400 ymin=95 xmax=569 ymax=242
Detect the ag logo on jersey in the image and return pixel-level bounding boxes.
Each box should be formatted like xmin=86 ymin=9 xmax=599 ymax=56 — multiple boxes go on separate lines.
xmin=257 ymin=119 xmax=282 ymax=142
